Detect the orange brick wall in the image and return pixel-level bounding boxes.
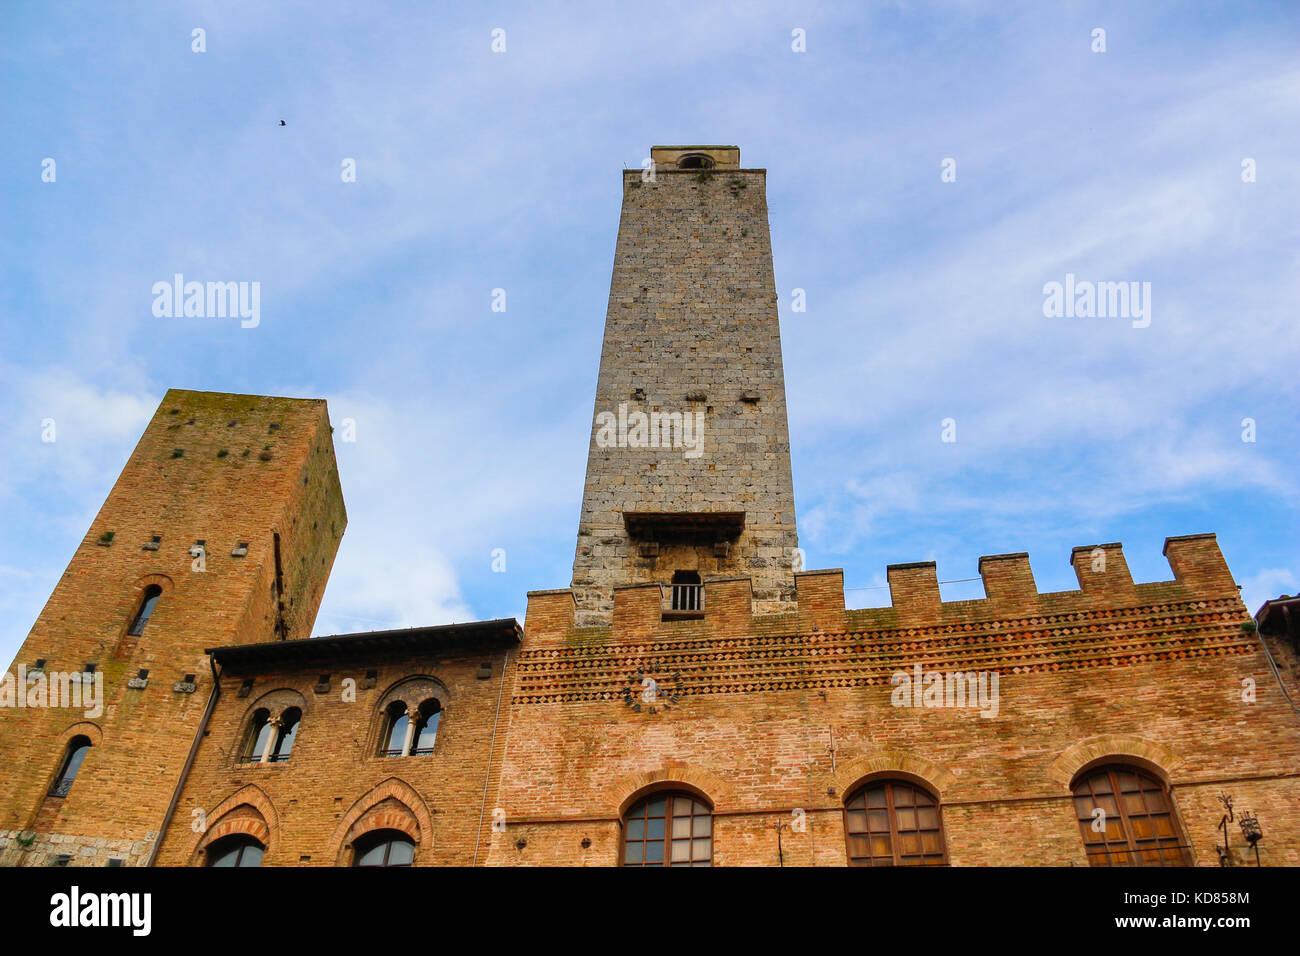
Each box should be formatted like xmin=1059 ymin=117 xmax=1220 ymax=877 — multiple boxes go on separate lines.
xmin=487 ymin=535 xmax=1300 ymax=866
xmin=154 ymin=642 xmax=517 ymax=866
xmin=4 ymin=391 xmax=1297 ymax=869
xmin=0 ymin=389 xmax=344 ymax=867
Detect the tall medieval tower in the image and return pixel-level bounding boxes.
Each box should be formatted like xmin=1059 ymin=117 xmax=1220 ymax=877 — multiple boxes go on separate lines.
xmin=571 ymin=146 xmax=800 ymax=627
xmin=0 ymin=389 xmax=345 ymax=866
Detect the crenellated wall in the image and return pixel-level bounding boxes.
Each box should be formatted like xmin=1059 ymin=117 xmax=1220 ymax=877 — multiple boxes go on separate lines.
xmin=530 ymin=533 xmax=1240 ymax=644
xmin=490 ymin=533 xmax=1300 ymax=866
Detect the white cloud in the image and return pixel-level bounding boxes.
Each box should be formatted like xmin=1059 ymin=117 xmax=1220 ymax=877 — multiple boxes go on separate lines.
xmin=1242 ymin=567 xmax=1299 ymax=618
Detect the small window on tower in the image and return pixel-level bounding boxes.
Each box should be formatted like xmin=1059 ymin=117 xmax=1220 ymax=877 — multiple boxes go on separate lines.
xmin=678 ymin=154 xmax=714 ymax=170
xmin=49 ymin=736 xmax=92 ymax=798
xmin=127 ymin=585 xmax=163 ymax=636
xmin=666 ymin=571 xmax=704 ymax=617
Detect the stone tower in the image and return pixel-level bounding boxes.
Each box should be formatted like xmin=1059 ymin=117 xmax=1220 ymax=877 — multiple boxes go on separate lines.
xmin=571 ymin=146 xmax=799 ymax=627
xmin=0 ymin=389 xmax=345 ymax=866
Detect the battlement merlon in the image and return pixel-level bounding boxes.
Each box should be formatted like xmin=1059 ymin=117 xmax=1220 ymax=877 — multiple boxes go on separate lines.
xmin=526 ymin=535 xmax=1241 ymax=642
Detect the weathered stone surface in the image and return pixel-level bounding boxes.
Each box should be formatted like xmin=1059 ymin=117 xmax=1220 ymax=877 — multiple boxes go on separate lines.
xmin=571 ymin=149 xmax=799 ymax=626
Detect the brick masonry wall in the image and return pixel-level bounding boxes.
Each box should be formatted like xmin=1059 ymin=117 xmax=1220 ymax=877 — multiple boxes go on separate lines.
xmin=1258 ymin=625 xmax=1300 ymax=705
xmin=571 ymin=164 xmax=799 ymax=626
xmin=488 ymin=534 xmax=1300 ymax=866
xmin=0 ymin=389 xmax=344 ymax=867
xmin=5 ymin=152 xmax=1298 ymax=870
xmin=153 ymin=641 xmax=517 ymax=866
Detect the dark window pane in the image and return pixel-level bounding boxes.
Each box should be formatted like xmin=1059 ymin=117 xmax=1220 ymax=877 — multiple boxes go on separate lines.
xmin=50 ymin=738 xmax=91 ymax=796
xmin=206 ymin=836 xmax=263 ymax=867
xmin=413 ymin=708 xmax=440 ymax=754
xmin=239 ymin=844 xmax=264 ymax=867
xmin=385 ymin=710 xmax=409 ymax=755
xmin=354 ymin=830 xmax=415 ymax=867
xmin=272 ymin=710 xmax=300 ymax=761
xmin=387 ymin=839 xmax=415 ymax=866
xmin=356 ymin=842 xmax=387 ymax=866
xmin=128 ymin=586 xmax=162 ymax=636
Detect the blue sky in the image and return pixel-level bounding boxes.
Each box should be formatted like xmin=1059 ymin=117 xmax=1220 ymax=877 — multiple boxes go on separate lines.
xmin=2 ymin=1 xmax=1297 ymax=664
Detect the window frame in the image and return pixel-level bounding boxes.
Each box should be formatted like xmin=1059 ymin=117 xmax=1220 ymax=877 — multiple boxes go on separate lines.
xmin=205 ymin=834 xmax=265 ymax=868
xmin=667 ymin=571 xmax=704 ymax=615
xmin=352 ymin=829 xmax=416 ymax=867
xmin=410 ymin=699 xmax=441 ymax=756
xmin=379 ymin=700 xmax=409 ymax=757
xmin=1072 ymin=763 xmax=1192 ymax=867
xmin=842 ymin=778 xmax=948 ymax=866
xmin=678 ymin=153 xmax=715 ymax=170
xmin=269 ymin=707 xmax=301 ymax=762
xmin=241 ymin=708 xmax=272 ymax=763
xmin=621 ymin=790 xmax=713 ymax=867
xmin=48 ymin=736 xmax=92 ymax=798
xmin=127 ymin=584 xmax=163 ymax=636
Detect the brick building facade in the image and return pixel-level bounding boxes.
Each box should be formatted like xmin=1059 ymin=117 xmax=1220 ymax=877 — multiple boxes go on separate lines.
xmin=2 ymin=146 xmax=1297 ymax=867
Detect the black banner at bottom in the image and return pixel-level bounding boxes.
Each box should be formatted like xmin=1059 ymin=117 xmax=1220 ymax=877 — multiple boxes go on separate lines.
xmin=0 ymin=864 xmax=1272 ymax=943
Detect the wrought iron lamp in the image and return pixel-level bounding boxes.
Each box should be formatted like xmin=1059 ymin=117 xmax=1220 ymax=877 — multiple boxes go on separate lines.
xmin=1238 ymin=811 xmax=1263 ymax=866
xmin=1214 ymin=793 xmax=1264 ymax=867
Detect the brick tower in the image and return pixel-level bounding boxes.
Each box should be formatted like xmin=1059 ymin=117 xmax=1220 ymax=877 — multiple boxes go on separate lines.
xmin=0 ymin=389 xmax=345 ymax=866
xmin=571 ymin=146 xmax=800 ymax=626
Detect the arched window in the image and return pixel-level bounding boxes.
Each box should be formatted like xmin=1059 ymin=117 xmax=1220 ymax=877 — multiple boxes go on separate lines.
xmin=381 ymin=701 xmax=409 ymax=757
xmin=411 ymin=700 xmax=440 ymax=756
xmin=622 ymin=791 xmax=712 ymax=866
xmin=127 ymin=585 xmax=162 ymax=636
xmin=1072 ymin=764 xmax=1191 ymax=866
xmin=49 ymin=736 xmax=92 ymax=797
xmin=242 ymin=709 xmax=272 ymax=763
xmin=844 ymin=779 xmax=947 ymax=866
xmin=206 ymin=835 xmax=264 ymax=867
xmin=678 ymin=153 xmax=714 ymax=170
xmin=270 ymin=707 xmax=301 ymax=762
xmin=353 ymin=830 xmax=415 ymax=867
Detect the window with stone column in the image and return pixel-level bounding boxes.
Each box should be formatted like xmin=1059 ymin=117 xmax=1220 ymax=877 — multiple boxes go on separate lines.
xmin=375 ymin=677 xmax=448 ymax=759
xmin=237 ymin=691 xmax=307 ymax=765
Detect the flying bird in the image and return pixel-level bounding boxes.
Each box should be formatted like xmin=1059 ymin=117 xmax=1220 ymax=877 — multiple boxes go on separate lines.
xmin=279 ymin=120 xmax=286 ymax=126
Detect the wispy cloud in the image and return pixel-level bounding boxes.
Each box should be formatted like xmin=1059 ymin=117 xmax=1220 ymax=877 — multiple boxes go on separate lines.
xmin=1 ymin=1 xmax=1297 ymax=665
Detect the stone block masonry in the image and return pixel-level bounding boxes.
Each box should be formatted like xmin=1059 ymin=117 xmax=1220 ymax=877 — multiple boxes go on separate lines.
xmin=572 ymin=147 xmax=799 ymax=626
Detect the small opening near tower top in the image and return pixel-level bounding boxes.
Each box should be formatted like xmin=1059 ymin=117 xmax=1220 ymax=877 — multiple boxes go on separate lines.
xmin=678 ymin=154 xmax=714 ymax=169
